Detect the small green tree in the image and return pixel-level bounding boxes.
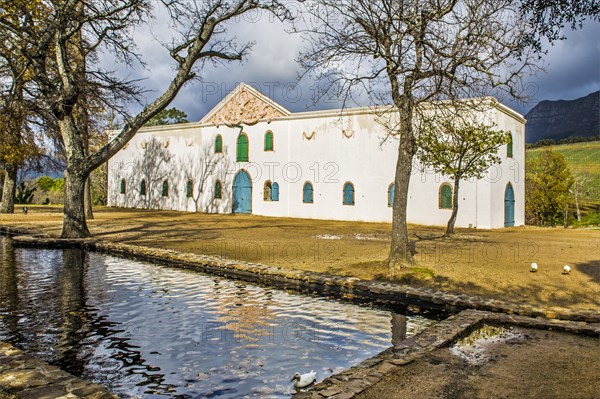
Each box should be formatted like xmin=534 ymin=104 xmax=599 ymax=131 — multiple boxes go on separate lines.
xmin=417 ymin=119 xmax=510 ymax=236
xmin=526 ymin=148 xmax=574 ymax=226
xmin=145 ymin=107 xmax=189 ymax=126
xmin=36 ymin=175 xmax=56 ymax=192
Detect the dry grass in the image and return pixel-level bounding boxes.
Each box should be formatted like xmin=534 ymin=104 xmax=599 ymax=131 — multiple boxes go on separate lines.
xmin=1 ymin=205 xmax=599 ymax=311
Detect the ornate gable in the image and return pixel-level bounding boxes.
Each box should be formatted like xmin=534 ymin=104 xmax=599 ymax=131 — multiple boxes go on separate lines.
xmin=202 ymin=83 xmax=290 ymax=127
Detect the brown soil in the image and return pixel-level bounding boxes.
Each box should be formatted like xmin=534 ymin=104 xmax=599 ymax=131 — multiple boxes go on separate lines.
xmin=356 ymin=328 xmax=600 ymax=399
xmin=1 ymin=206 xmax=599 ymax=311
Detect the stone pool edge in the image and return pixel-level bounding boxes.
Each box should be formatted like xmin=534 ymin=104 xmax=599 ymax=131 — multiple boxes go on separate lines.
xmin=291 ymin=309 xmax=600 ymax=399
xmin=0 ymin=341 xmax=117 ymax=398
xmin=2 ymin=227 xmax=599 ymax=324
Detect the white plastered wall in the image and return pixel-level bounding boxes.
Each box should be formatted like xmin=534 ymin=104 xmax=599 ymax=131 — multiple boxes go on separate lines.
xmin=107 ymin=100 xmax=525 ymax=229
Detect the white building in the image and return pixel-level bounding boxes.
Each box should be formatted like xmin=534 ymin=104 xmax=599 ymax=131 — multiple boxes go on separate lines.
xmin=107 ymin=83 xmax=525 ymax=229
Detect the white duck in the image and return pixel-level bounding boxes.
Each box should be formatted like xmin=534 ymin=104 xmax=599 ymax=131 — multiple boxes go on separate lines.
xmin=563 ymin=265 xmax=571 ymax=275
xmin=530 ymin=262 xmax=538 ymax=273
xmin=290 ymin=370 xmax=317 ymax=388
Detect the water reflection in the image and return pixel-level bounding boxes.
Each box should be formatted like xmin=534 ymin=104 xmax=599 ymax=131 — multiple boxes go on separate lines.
xmin=0 ymin=237 xmax=440 ymax=398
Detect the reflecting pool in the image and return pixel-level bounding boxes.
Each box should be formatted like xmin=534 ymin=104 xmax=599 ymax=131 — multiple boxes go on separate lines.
xmin=0 ymin=237 xmax=440 ymax=398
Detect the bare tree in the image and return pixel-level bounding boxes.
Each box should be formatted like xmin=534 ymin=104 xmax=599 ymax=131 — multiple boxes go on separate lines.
xmin=0 ymin=0 xmax=289 ymax=237
xmin=299 ymin=0 xmax=537 ymax=273
xmin=520 ymin=0 xmax=599 ymax=51
xmin=570 ymin=172 xmax=591 ymax=222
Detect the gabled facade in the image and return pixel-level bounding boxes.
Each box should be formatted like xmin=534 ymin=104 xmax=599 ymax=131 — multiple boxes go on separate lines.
xmin=107 ymin=83 xmax=526 ymax=228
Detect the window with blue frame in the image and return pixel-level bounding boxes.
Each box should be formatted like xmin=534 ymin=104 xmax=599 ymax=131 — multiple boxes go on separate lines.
xmin=388 ymin=183 xmax=394 ymax=207
xmin=303 ymin=182 xmax=314 ymax=204
xmin=343 ymin=182 xmax=355 ymax=205
xmin=120 ymin=179 xmax=126 ymax=194
xmin=272 ymin=182 xmax=279 ymax=201
xmin=162 ymin=180 xmax=169 ymax=197
xmin=140 ymin=179 xmax=146 ymax=196
xmin=186 ymin=180 xmax=193 ymax=198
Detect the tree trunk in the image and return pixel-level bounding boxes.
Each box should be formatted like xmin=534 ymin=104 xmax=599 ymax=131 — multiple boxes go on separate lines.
xmin=1 ymin=166 xmax=18 ymax=214
xmin=388 ymin=106 xmax=416 ymax=272
xmin=574 ymin=195 xmax=581 ymax=222
xmin=61 ymin=170 xmax=91 ymax=238
xmin=84 ymin=177 xmax=94 ymax=219
xmin=445 ymin=178 xmax=461 ymax=236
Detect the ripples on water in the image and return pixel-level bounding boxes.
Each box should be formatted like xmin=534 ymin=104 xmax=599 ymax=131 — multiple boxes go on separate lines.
xmin=0 ymin=237 xmax=439 ymax=398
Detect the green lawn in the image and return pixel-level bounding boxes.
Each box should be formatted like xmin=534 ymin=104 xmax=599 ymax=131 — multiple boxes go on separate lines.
xmin=527 ymin=141 xmax=600 ymax=203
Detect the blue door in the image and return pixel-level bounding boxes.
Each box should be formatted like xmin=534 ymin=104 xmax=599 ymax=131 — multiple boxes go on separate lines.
xmin=504 ymin=183 xmax=515 ymax=227
xmin=233 ymin=171 xmax=252 ymax=213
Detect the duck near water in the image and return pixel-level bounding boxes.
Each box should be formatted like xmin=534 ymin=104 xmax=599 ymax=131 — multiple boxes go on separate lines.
xmin=291 ymin=370 xmax=317 ymax=388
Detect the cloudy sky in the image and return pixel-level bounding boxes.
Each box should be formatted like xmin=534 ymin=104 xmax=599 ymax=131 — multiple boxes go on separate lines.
xmin=119 ymin=5 xmax=600 ymax=122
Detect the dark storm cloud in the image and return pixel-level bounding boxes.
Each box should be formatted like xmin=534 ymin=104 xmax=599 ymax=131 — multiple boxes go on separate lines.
xmin=114 ymin=6 xmax=599 ymax=120
xmin=504 ymin=22 xmax=600 ymax=115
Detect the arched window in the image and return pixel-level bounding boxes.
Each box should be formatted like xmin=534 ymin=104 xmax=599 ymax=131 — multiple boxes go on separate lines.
xmin=140 ymin=179 xmax=146 ymax=196
xmin=264 ymin=131 xmax=274 ymax=151
xmin=215 ymin=180 xmax=222 ymax=199
xmin=264 ymin=180 xmax=272 ymax=201
xmin=507 ymin=133 xmax=513 ymax=158
xmin=162 ymin=180 xmax=169 ymax=197
xmin=439 ymin=184 xmax=453 ymax=209
xmin=186 ymin=180 xmax=193 ymax=198
xmin=388 ymin=183 xmax=395 ymax=207
xmin=303 ymin=182 xmax=314 ymax=204
xmin=272 ymin=182 xmax=280 ymax=202
xmin=120 ymin=179 xmax=126 ymax=194
xmin=215 ymin=134 xmax=223 ymax=153
xmin=505 ymin=182 xmax=515 ymax=227
xmin=237 ymin=133 xmax=249 ymax=162
xmin=343 ymin=182 xmax=355 ymax=205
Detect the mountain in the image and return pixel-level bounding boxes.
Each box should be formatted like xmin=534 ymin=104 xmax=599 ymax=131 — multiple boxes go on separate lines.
xmin=524 ymin=91 xmax=599 ymax=143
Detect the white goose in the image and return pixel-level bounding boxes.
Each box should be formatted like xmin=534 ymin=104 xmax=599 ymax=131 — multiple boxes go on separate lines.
xmin=530 ymin=262 xmax=538 ymax=273
xmin=290 ymin=370 xmax=317 ymax=388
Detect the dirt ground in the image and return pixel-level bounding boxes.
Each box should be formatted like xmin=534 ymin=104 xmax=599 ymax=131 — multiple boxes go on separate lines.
xmin=1 ymin=206 xmax=598 ymax=311
xmin=357 ymin=327 xmax=600 ymax=399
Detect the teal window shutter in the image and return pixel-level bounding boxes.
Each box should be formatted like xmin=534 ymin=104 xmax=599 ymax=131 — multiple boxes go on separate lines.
xmin=507 ymin=133 xmax=513 ymax=158
xmin=343 ymin=182 xmax=355 ymax=205
xmin=388 ymin=183 xmax=394 ymax=207
xmin=140 ymin=180 xmax=146 ymax=196
xmin=272 ymin=182 xmax=279 ymax=201
xmin=303 ymin=182 xmax=313 ymax=203
xmin=186 ymin=181 xmax=193 ymax=198
xmin=120 ymin=179 xmax=126 ymax=194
